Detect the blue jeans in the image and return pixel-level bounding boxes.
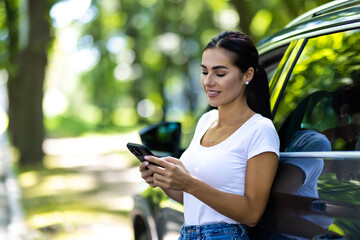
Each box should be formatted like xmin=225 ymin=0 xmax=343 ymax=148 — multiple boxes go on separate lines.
xmin=178 ymin=222 xmax=249 ymax=240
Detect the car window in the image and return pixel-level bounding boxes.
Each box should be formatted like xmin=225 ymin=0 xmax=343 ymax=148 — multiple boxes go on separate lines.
xmin=274 ymin=29 xmax=360 ymax=152
xmin=271 ymin=29 xmax=360 ymax=239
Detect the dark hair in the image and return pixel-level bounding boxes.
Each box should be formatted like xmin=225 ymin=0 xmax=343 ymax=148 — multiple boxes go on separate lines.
xmin=204 ymin=31 xmax=271 ymax=119
xmin=331 ymin=84 xmax=360 ymax=116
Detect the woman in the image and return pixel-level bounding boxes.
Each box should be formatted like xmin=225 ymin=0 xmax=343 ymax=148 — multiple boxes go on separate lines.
xmin=139 ymin=31 xmax=280 ymax=240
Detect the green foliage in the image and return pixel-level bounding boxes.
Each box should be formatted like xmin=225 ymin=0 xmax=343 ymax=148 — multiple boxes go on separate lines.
xmin=70 ymin=0 xmax=222 ymax=135
xmin=319 ymin=173 xmax=360 ymax=237
xmin=0 ymin=0 xmax=334 ymax=137
xmin=274 ymin=30 xmax=360 ymax=132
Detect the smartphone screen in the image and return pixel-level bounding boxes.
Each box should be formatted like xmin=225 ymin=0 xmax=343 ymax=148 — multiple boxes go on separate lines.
xmin=127 ymin=142 xmax=155 ymax=163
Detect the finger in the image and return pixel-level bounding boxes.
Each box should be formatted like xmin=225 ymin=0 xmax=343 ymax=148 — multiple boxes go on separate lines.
xmin=153 ymin=174 xmax=169 ymax=189
xmin=144 ymin=155 xmax=170 ymax=168
xmin=141 ymin=169 xmax=154 ymax=179
xmin=163 ymin=156 xmax=180 ymax=165
xmin=149 ymin=183 xmax=158 ymax=188
xmin=144 ymin=174 xmax=155 ymax=184
xmin=139 ymin=161 xmax=150 ymax=170
xmin=148 ymin=164 xmax=168 ymax=175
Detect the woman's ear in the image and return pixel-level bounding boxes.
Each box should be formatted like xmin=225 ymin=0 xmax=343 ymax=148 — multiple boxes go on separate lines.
xmin=243 ymin=67 xmax=254 ymax=84
xmin=340 ymin=104 xmax=350 ymax=117
xmin=339 ymin=104 xmax=352 ymax=124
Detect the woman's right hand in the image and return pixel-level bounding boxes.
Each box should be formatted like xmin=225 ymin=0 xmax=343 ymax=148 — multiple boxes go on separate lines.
xmin=139 ymin=160 xmax=158 ymax=188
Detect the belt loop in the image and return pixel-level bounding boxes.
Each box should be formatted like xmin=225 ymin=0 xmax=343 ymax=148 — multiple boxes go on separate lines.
xmin=237 ymin=224 xmax=246 ymax=236
xmin=196 ymin=225 xmax=200 ymax=235
xmin=180 ymin=224 xmax=185 ymax=235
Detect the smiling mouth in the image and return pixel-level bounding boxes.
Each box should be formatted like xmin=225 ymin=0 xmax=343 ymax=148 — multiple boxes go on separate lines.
xmin=207 ymin=89 xmax=221 ymax=97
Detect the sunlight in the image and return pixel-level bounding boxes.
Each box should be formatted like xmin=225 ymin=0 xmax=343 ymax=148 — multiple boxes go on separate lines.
xmin=114 ymin=63 xmax=132 ymax=81
xmin=155 ymin=32 xmax=181 ymax=55
xmin=50 ymin=0 xmax=92 ymax=28
xmin=98 ymin=196 xmax=134 ymax=212
xmin=214 ymin=9 xmax=239 ymax=30
xmin=250 ymin=9 xmax=273 ymax=36
xmin=68 ymin=48 xmax=100 ymax=73
xmin=21 ymin=174 xmax=97 ymax=198
xmin=0 ymin=70 xmax=8 ymax=134
xmin=18 ymin=171 xmax=39 ymax=188
xmin=28 ymin=211 xmax=134 ymax=240
xmin=42 ymin=132 xmax=140 ymax=156
xmin=43 ymin=88 xmax=69 ymax=117
xmin=137 ymin=99 xmax=155 ymax=118
xmin=49 ymin=1 xmax=100 ymax=75
xmin=0 ymin=109 xmax=8 ymax=135
xmin=106 ymin=36 xmax=126 ymax=53
xmin=43 ymin=153 xmax=133 ymax=170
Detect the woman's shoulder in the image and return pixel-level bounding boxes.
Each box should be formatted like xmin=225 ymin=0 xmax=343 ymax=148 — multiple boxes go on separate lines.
xmin=247 ymin=114 xmax=279 ymax=141
xmin=251 ymin=114 xmax=276 ymax=129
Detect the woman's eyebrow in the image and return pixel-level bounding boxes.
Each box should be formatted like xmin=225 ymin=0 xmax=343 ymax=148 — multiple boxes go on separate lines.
xmin=200 ymin=64 xmax=229 ymax=70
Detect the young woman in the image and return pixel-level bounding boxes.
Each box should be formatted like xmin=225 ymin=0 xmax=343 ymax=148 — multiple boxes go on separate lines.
xmin=139 ymin=31 xmax=280 ymax=240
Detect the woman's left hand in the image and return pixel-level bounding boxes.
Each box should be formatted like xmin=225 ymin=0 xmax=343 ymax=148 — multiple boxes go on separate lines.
xmin=144 ymin=155 xmax=193 ymax=191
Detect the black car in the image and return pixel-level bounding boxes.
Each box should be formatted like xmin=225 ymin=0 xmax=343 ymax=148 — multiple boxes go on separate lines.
xmin=131 ymin=1 xmax=360 ymax=239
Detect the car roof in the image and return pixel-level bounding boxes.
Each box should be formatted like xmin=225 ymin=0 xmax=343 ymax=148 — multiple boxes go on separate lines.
xmin=257 ymin=0 xmax=360 ymax=54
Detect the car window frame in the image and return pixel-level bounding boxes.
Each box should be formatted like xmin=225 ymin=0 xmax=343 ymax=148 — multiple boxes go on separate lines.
xmin=270 ymin=29 xmax=360 ymax=158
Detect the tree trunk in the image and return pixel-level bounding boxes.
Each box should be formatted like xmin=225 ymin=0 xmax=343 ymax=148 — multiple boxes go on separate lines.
xmin=6 ymin=0 xmax=51 ymax=167
xmin=230 ymin=0 xmax=253 ymax=35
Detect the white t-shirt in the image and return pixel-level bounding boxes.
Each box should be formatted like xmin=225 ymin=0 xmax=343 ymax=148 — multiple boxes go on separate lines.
xmin=280 ymin=130 xmax=333 ymax=239
xmin=282 ymin=130 xmax=331 ymax=197
xmin=180 ymin=109 xmax=280 ymax=226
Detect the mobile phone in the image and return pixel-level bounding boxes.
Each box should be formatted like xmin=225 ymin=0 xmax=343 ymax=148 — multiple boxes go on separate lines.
xmin=126 ymin=142 xmax=155 ymax=163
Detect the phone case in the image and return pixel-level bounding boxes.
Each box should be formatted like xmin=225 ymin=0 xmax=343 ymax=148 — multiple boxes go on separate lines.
xmin=126 ymin=142 xmax=154 ymax=162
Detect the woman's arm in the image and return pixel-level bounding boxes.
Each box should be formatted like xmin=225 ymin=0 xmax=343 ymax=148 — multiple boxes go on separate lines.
xmin=147 ymin=152 xmax=278 ymax=227
xmin=272 ymin=164 xmax=305 ymax=194
xmin=160 ymin=187 xmax=183 ymax=204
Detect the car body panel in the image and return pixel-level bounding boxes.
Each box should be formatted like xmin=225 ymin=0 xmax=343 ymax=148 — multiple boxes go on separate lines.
xmin=258 ymin=2 xmax=360 ymax=55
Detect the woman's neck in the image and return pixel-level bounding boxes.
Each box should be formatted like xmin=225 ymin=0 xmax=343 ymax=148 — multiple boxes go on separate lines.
xmin=216 ymin=101 xmax=255 ymax=127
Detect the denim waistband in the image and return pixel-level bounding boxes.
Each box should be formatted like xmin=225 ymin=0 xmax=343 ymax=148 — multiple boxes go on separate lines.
xmin=180 ymin=222 xmax=247 ymax=237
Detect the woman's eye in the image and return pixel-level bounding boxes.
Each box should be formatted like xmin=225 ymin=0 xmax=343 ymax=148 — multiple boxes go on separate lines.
xmin=201 ymin=71 xmax=208 ymax=75
xmin=217 ymin=73 xmax=225 ymax=77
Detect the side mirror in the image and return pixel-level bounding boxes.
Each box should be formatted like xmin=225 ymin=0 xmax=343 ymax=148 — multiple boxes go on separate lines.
xmin=139 ymin=122 xmax=182 ymax=158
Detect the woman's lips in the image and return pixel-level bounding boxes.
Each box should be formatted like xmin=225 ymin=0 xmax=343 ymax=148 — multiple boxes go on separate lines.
xmin=207 ymin=90 xmax=220 ymax=98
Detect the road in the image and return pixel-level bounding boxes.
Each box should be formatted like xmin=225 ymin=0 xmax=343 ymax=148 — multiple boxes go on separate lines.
xmin=2 ymin=131 xmax=145 ymax=240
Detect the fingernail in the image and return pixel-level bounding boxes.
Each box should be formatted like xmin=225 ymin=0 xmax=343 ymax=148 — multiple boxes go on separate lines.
xmin=144 ymin=156 xmax=150 ymax=160
xmin=144 ymin=161 xmax=149 ymax=166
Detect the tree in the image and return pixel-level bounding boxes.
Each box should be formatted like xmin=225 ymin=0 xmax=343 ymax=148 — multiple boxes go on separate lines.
xmin=0 ymin=0 xmax=334 ymax=167
xmin=3 ymin=0 xmax=53 ymax=166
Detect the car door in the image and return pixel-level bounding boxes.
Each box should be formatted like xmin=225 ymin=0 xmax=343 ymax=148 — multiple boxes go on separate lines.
xmin=268 ymin=29 xmax=360 ymax=240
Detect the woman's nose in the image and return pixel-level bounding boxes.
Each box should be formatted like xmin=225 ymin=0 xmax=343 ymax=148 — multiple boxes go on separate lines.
xmin=203 ymin=74 xmax=215 ymax=86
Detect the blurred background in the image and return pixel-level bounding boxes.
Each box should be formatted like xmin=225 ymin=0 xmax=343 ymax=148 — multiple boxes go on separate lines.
xmin=0 ymin=0 xmax=333 ymax=239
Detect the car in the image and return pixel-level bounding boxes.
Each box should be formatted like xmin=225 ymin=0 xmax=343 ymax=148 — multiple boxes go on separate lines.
xmin=131 ymin=0 xmax=360 ymax=239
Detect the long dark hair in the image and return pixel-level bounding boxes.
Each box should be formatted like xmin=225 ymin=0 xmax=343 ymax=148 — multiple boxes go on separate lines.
xmin=204 ymin=31 xmax=271 ymax=119
xmin=331 ymin=84 xmax=360 ymax=117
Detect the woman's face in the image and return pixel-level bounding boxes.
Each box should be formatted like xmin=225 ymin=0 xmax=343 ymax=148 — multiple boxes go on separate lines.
xmin=200 ymin=48 xmax=247 ymax=107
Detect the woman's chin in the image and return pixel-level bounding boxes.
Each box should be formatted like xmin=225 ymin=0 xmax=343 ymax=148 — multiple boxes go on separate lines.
xmin=208 ymin=102 xmax=219 ymax=108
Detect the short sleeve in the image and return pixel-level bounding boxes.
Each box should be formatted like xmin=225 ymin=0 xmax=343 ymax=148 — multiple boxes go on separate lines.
xmin=247 ymin=118 xmax=280 ymax=160
xmin=281 ymin=130 xmax=330 ymax=185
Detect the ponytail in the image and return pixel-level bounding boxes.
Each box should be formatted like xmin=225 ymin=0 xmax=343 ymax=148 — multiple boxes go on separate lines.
xmin=245 ymin=65 xmax=271 ymax=119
